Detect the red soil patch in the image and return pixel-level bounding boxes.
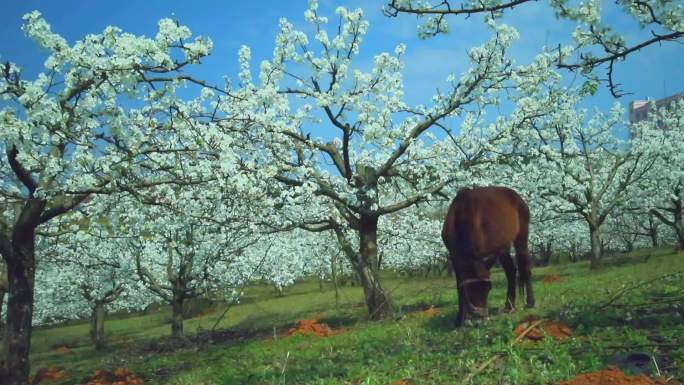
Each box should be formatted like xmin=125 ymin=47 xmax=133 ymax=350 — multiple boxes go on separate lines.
xmin=543 ymin=273 xmax=563 ymax=284
xmin=33 ymin=366 xmax=68 ymax=384
xmin=514 ymin=319 xmax=573 ymax=341
xmin=391 ymin=380 xmax=416 ymax=385
xmin=288 ymin=319 xmax=335 ymax=337
xmin=77 ymin=368 xmax=144 ymax=385
xmin=555 ymin=366 xmax=681 ymax=385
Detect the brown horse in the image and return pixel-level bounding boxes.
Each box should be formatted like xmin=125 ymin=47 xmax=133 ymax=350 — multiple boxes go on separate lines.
xmin=442 ymin=186 xmax=535 ymax=326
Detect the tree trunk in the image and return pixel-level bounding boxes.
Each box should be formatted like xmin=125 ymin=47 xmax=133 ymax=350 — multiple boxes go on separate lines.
xmin=355 ymin=214 xmax=392 ymax=320
xmin=600 ymin=239 xmax=607 ymax=256
xmin=1 ymin=229 xmax=37 ymax=385
xmin=273 ymin=285 xmax=284 ymax=297
xmin=0 ymin=289 xmax=5 ymax=334
xmin=589 ymin=224 xmax=602 ymax=269
xmin=650 ymin=194 xmax=683 ymax=250
xmin=674 ymin=200 xmax=684 ymax=250
xmin=90 ymin=303 xmax=106 ymax=351
xmin=423 ymin=264 xmax=432 ymax=279
xmin=648 ymin=216 xmax=659 ymax=248
xmin=0 ymin=260 xmax=7 ymax=334
xmin=624 ymin=238 xmax=634 ymax=253
xmin=331 ymin=257 xmax=340 ymax=310
xmin=538 ymin=241 xmax=553 ymax=266
xmin=568 ymin=244 xmax=578 ymax=263
xmin=676 ymin=223 xmax=684 ymax=251
xmin=171 ymin=292 xmax=184 ymax=339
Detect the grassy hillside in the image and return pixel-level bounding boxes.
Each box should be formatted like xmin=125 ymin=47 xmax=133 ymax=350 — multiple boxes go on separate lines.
xmin=30 ymin=248 xmax=684 ymax=384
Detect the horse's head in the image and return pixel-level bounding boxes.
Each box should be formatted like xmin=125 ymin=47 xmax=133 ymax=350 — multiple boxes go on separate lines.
xmin=461 ymin=278 xmax=492 ymax=318
xmin=448 ymin=253 xmax=494 ymax=326
xmin=459 ymin=259 xmax=492 ymax=318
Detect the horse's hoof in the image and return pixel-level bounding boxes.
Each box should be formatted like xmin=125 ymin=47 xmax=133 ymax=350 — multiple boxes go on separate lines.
xmin=525 ymin=302 xmax=535 ymax=309
xmin=502 ymin=306 xmax=516 ymax=313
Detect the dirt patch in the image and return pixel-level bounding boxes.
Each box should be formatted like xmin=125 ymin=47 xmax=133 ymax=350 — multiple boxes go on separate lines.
xmin=514 ymin=319 xmax=573 ymax=341
xmin=78 ymin=368 xmax=144 ymax=385
xmin=555 ymin=366 xmax=681 ymax=385
xmin=53 ymin=345 xmax=74 ymax=355
xmin=420 ymin=306 xmax=440 ymax=317
xmin=390 ymin=380 xmax=416 ymax=385
xmin=33 ymin=366 xmax=68 ymax=384
xmin=111 ymin=335 xmax=135 ymax=350
xmin=402 ymin=302 xmax=442 ymax=316
xmin=151 ymin=363 xmax=192 ymax=384
xmin=194 ymin=306 xmax=217 ymax=318
xmin=288 ymin=318 xmax=337 ymax=337
xmin=543 ymin=273 xmax=563 ymax=284
xmin=49 ymin=341 xmax=78 ymax=350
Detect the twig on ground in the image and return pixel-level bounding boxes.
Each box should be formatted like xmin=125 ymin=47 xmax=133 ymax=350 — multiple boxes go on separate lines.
xmin=460 ymin=319 xmax=544 ymax=384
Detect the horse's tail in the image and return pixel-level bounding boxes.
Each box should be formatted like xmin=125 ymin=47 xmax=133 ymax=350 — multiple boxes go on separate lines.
xmin=513 ymin=190 xmax=532 ymax=299
xmin=442 ymin=194 xmax=463 ymax=255
xmin=516 ymin=252 xmax=533 ymax=303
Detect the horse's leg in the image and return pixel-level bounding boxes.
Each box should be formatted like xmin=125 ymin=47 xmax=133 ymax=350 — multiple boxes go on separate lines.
xmin=455 ymin=274 xmax=467 ymax=327
xmin=514 ymin=232 xmax=535 ymax=308
xmin=485 ymin=256 xmax=498 ymax=270
xmin=450 ymin=255 xmax=467 ymax=327
xmin=499 ymin=253 xmax=517 ymax=311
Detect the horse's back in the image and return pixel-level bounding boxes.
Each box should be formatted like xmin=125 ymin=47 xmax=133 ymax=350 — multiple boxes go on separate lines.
xmin=443 ymin=186 xmax=528 ymax=257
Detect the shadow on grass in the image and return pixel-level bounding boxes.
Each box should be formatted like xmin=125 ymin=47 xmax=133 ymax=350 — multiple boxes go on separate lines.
xmin=421 ymin=305 xmax=520 ymax=333
xmin=318 ymin=313 xmax=361 ymax=329
xmin=423 ymin=311 xmax=456 ymax=332
xmin=561 ymin=300 xmax=684 ymax=332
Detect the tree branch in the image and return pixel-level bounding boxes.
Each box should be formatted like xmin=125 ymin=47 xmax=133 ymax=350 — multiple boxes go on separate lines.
xmin=39 ymin=194 xmax=92 ymax=224
xmin=384 ymin=0 xmax=534 ymax=17
xmin=6 ymin=145 xmax=38 ymax=194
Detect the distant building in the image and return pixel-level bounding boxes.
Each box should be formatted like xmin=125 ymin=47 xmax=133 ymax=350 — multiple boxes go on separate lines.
xmin=628 ymin=92 xmax=684 ymax=138
xmin=629 ymin=92 xmax=684 ymax=124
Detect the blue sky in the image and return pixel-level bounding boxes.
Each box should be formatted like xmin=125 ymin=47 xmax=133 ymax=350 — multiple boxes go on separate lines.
xmin=2 ymin=0 xmax=683 ymax=121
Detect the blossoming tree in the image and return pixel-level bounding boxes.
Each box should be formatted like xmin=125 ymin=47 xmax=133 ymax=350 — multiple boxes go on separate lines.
xmin=34 ymin=213 xmax=151 ymax=350
xmin=384 ymin=0 xmax=684 ymax=97
xmin=230 ymin=1 xmax=562 ymax=319
xmin=121 ymin=172 xmax=272 ymax=338
xmin=633 ymin=100 xmax=684 ymax=249
xmin=511 ymin=89 xmax=659 ymax=268
xmin=0 ymin=12 xmax=214 ymax=383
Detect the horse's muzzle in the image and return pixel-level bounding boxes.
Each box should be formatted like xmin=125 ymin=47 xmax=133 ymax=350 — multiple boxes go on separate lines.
xmin=468 ymin=304 xmax=489 ymax=318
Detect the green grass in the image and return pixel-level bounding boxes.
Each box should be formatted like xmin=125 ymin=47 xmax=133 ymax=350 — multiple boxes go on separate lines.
xmin=30 ymin=248 xmax=684 ymax=384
